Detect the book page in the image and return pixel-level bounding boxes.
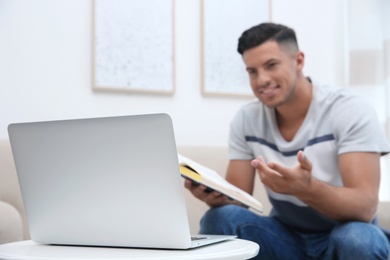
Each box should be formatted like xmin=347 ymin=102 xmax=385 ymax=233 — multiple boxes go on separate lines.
xmin=178 ymin=153 xmax=263 ymax=213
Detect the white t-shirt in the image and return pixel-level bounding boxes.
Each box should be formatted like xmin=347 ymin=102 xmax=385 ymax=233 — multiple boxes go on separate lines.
xmin=229 ymin=83 xmax=390 ymax=231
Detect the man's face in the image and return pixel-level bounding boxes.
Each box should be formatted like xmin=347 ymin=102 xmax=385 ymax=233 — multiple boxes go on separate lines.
xmin=243 ymin=40 xmax=302 ymax=108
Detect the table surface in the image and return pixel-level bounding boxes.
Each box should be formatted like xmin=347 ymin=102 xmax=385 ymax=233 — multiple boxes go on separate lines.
xmin=0 ymin=239 xmax=259 ymax=260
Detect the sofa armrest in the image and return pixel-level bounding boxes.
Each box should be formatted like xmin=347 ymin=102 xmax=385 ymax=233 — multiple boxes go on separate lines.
xmin=0 ymin=201 xmax=23 ymax=244
xmin=0 ymin=139 xmax=29 ymax=240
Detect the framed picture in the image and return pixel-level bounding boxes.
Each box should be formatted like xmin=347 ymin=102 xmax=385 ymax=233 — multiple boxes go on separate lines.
xmin=201 ymin=0 xmax=271 ymax=97
xmin=92 ymin=0 xmax=175 ymax=95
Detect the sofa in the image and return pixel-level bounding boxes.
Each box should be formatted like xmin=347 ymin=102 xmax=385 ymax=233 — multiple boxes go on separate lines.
xmin=1 ymin=139 xmax=389 ymax=244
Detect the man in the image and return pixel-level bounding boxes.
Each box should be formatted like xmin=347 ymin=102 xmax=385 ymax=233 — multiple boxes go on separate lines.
xmin=185 ymin=23 xmax=390 ymax=259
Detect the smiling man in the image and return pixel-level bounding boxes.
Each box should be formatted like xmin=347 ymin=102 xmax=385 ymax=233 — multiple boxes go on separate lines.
xmin=185 ymin=23 xmax=390 ymax=259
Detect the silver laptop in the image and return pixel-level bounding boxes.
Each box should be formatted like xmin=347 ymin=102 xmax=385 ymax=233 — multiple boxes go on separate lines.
xmin=8 ymin=113 xmax=235 ymax=249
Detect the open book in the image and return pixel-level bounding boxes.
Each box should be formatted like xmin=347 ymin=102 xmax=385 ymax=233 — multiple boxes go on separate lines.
xmin=178 ymin=154 xmax=263 ymax=213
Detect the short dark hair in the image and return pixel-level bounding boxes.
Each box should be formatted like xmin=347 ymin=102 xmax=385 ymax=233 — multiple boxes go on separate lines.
xmin=237 ymin=23 xmax=299 ymax=55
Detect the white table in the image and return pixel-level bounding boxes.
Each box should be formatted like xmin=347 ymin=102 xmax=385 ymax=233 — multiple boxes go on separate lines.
xmin=0 ymin=239 xmax=259 ymax=260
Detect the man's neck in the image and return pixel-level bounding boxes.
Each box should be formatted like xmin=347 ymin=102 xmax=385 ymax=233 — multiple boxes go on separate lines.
xmin=275 ymin=77 xmax=313 ymax=141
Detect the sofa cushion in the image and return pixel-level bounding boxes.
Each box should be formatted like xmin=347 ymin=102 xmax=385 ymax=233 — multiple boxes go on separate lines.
xmin=378 ymin=201 xmax=390 ymax=230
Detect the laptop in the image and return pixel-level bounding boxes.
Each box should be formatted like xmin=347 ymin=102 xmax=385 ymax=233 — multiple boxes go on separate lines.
xmin=8 ymin=113 xmax=236 ymax=249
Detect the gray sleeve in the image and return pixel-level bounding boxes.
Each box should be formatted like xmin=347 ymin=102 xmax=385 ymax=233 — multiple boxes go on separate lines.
xmin=228 ymin=108 xmax=255 ymax=160
xmin=332 ymin=95 xmax=390 ymax=155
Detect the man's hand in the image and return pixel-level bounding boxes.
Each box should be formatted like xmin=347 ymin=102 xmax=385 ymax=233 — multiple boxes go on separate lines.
xmin=251 ymin=150 xmax=313 ymax=196
xmin=184 ymin=179 xmax=240 ymax=208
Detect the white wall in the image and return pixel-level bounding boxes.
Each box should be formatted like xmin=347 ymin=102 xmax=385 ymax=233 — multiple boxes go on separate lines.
xmin=0 ymin=0 xmax=345 ymax=147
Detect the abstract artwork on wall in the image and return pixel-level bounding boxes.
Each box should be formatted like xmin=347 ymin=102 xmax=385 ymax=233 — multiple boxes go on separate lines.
xmin=201 ymin=0 xmax=271 ymax=97
xmin=92 ymin=0 xmax=175 ymax=95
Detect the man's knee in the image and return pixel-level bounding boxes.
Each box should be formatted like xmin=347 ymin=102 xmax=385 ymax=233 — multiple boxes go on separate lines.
xmin=329 ymin=222 xmax=389 ymax=259
xmin=200 ymin=204 xmax=249 ymax=234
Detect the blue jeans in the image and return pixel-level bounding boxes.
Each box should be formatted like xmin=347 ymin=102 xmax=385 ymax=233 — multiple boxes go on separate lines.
xmin=200 ymin=205 xmax=390 ymax=260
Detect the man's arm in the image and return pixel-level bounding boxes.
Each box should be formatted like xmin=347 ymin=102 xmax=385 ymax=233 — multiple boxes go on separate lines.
xmin=225 ymin=160 xmax=256 ymax=195
xmin=301 ymin=152 xmax=380 ymax=222
xmin=184 ymin=159 xmax=256 ymax=207
xmin=252 ymin=151 xmax=380 ymax=222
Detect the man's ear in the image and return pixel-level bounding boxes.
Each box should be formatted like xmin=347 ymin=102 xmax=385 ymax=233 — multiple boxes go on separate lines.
xmin=295 ymin=51 xmax=305 ymax=72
